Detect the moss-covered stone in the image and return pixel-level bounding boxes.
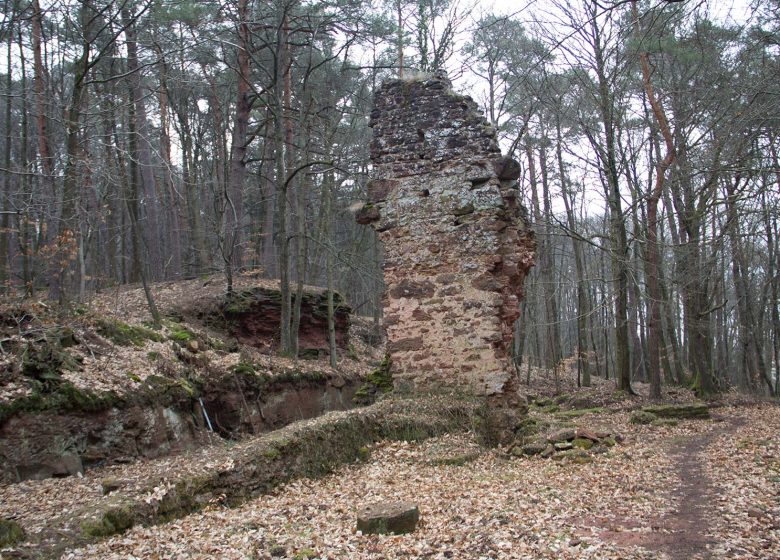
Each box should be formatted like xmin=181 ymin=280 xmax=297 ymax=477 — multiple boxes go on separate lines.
xmin=602 ymin=436 xmax=617 ymax=447
xmin=555 ymin=407 xmax=606 ymax=419
xmin=353 ymin=355 xmax=393 ymax=405
xmin=552 ymin=449 xmax=593 ymax=464
xmin=630 ymin=410 xmax=658 ymax=425
xmin=231 ymin=362 xmax=256 ymax=376
xmin=652 ymin=418 xmax=679 ymax=427
xmin=0 ymin=382 xmax=121 ymax=425
xmin=168 ymin=327 xmax=196 ymax=344
xmin=96 ymin=318 xmax=164 ymax=347
xmin=0 ymin=518 xmax=25 ymax=547
xmin=519 ymin=442 xmax=548 ymax=456
xmin=514 ymin=417 xmax=541 ymax=439
xmin=572 ymin=438 xmax=594 ymax=450
xmin=642 ymin=402 xmax=710 ymax=420
xmin=21 ymin=333 xmax=82 ymax=385
xmin=80 ymin=506 xmax=135 ymax=538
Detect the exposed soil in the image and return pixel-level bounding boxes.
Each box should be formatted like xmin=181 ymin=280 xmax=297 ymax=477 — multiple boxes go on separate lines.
xmin=599 ymin=413 xmax=746 ymax=559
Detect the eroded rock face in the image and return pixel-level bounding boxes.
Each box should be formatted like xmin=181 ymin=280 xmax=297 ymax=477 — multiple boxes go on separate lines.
xmin=217 ymin=287 xmax=351 ymax=356
xmin=361 ymin=72 xmax=535 ymax=397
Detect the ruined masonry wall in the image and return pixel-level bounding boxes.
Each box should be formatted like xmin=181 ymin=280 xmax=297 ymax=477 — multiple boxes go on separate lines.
xmin=358 ymin=73 xmax=536 ymax=396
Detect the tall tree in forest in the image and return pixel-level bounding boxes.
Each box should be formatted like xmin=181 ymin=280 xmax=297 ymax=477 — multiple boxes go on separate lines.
xmin=630 ymin=0 xmax=676 ymax=399
xmin=121 ymin=6 xmax=161 ymax=325
xmin=224 ymin=0 xmax=254 ymax=294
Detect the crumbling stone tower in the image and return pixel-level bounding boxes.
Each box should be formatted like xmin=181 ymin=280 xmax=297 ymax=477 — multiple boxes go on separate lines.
xmin=358 ymin=72 xmax=536 ymax=398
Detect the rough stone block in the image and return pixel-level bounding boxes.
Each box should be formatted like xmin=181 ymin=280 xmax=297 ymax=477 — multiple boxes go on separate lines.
xmin=357 ymin=501 xmax=420 ymax=535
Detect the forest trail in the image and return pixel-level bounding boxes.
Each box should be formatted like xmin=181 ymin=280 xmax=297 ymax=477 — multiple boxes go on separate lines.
xmin=603 ymin=413 xmax=745 ymax=559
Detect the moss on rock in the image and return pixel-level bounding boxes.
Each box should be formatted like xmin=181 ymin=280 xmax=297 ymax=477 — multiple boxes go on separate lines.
xmin=0 ymin=518 xmax=25 ymax=547
xmin=353 ymin=355 xmax=393 ymax=405
xmin=0 ymin=382 xmax=121 ymax=426
xmin=80 ymin=506 xmax=135 ymax=538
xmin=642 ymin=402 xmax=710 ymax=419
xmin=96 ymin=318 xmax=164 ymax=347
xmin=630 ymin=410 xmax=658 ymax=425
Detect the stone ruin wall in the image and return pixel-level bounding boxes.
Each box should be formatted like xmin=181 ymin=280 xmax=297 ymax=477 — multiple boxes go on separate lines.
xmin=357 ymin=73 xmax=536 ymax=397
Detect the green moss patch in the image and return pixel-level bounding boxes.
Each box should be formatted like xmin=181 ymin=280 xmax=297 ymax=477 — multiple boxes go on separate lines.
xmin=554 ymin=407 xmax=606 ymax=419
xmin=0 ymin=382 xmax=120 ymax=426
xmin=168 ymin=327 xmax=196 ymax=344
xmin=642 ymin=402 xmax=710 ymax=419
xmin=354 ymin=355 xmax=393 ymax=405
xmin=80 ymin=506 xmax=135 ymax=538
xmin=96 ymin=318 xmax=164 ymax=347
xmin=0 ymin=518 xmax=25 ymax=547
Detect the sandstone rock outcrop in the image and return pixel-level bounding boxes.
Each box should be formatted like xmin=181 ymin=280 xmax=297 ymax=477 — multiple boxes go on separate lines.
xmin=360 ymin=71 xmax=535 ymax=397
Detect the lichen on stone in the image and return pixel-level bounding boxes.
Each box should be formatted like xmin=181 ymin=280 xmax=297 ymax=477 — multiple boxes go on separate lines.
xmin=360 ymin=71 xmax=535 ymax=398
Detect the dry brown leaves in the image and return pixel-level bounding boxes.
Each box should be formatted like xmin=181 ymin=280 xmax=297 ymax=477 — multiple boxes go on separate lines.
xmin=2 ymin=404 xmax=778 ymax=559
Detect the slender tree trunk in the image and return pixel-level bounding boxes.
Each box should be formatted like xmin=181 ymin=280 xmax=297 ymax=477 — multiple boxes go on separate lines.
xmin=51 ymin=2 xmax=95 ymax=303
xmin=631 ymin=0 xmax=676 ymax=399
xmin=525 ymin=141 xmax=553 ymax=372
xmin=556 ymin=117 xmax=590 ymax=386
xmin=122 ymin=10 xmax=161 ymax=325
xmin=277 ymin=12 xmax=293 ymax=353
xmin=324 ymin=172 xmax=338 ymax=368
xmin=725 ymin=176 xmax=770 ymax=391
xmin=155 ymin=50 xmax=183 ymax=278
xmin=225 ymin=0 xmax=252 ymax=286
xmin=1 ymin=11 xmax=15 ymax=291
xmin=585 ymin=9 xmax=633 ymax=393
xmin=17 ymin=31 xmax=33 ymax=295
xmin=538 ymin=139 xmax=562 ymax=368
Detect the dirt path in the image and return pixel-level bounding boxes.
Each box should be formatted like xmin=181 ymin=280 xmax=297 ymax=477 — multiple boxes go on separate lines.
xmin=600 ymin=413 xmax=743 ymax=559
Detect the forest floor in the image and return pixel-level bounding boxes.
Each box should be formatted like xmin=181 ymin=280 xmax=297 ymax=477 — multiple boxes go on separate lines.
xmin=0 ymin=278 xmax=778 ymax=559
xmin=2 ymin=388 xmax=777 ymax=559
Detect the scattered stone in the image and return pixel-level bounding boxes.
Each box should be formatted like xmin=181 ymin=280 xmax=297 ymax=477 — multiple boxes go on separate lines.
xmin=540 ymin=445 xmax=555 ymax=458
xmin=547 ymin=429 xmax=576 ymax=443
xmin=748 ymin=507 xmax=767 ymax=519
xmin=101 ymin=478 xmax=130 ymax=496
xmin=574 ymin=427 xmax=602 ymax=442
xmin=568 ymin=396 xmax=596 ymax=409
xmin=630 ymin=410 xmax=658 ymax=425
xmin=0 ymin=518 xmax=25 ymax=547
xmin=14 ymin=452 xmax=84 ymax=481
xmin=601 ymin=436 xmax=617 ymax=448
xmin=357 ymin=501 xmax=420 ymax=535
xmin=514 ymin=417 xmax=541 ymax=439
xmin=554 ymin=441 xmax=574 ymax=451
xmin=556 ymin=407 xmax=605 ymax=419
xmin=642 ymin=402 xmax=710 ymax=419
xmin=186 ymin=340 xmax=199 ymax=353
xmin=520 ymin=442 xmax=548 ymax=456
xmin=552 ymin=449 xmax=592 ymax=464
xmin=572 ymin=438 xmax=594 ymax=450
xmin=652 ymin=418 xmax=679 ymax=427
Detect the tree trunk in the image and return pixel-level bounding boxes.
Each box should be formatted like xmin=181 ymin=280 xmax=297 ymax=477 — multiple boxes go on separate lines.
xmin=225 ymin=0 xmax=252 ymax=285
xmin=122 ymin=9 xmax=161 ymax=326
xmin=556 ymin=116 xmax=590 ymax=386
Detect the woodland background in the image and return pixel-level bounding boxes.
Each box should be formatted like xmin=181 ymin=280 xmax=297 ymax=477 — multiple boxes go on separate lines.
xmin=0 ymin=0 xmax=778 ymax=396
